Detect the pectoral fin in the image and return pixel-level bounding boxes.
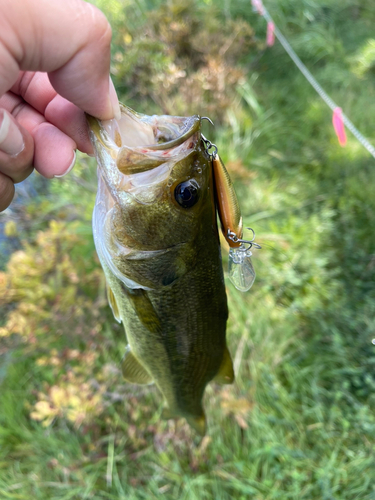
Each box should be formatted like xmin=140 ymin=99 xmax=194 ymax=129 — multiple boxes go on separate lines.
xmin=107 ymin=284 xmax=121 ymax=323
xmin=213 ymin=346 xmax=235 ymax=385
xmin=121 ymin=347 xmax=153 ymax=385
xmin=121 ymin=285 xmax=162 ymax=336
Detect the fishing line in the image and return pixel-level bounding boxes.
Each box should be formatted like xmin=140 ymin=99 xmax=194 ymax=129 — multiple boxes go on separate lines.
xmin=251 ymin=0 xmax=375 ymax=160
xmin=250 ymin=2 xmax=375 ymax=344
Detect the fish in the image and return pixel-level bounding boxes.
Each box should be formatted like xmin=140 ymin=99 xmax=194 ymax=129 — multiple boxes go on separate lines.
xmin=87 ymin=104 xmax=245 ymax=435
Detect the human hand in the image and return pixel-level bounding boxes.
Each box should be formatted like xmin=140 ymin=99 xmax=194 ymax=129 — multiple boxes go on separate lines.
xmin=0 ymin=0 xmax=121 ymax=211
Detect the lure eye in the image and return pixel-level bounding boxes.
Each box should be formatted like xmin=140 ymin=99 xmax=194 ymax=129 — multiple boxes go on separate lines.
xmin=174 ymin=180 xmax=200 ymax=208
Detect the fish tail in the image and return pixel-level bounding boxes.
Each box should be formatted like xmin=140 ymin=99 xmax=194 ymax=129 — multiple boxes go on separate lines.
xmin=162 ymin=407 xmax=207 ymax=436
xmin=186 ymin=412 xmax=207 ymax=436
xmin=161 ymin=407 xmax=176 ymax=420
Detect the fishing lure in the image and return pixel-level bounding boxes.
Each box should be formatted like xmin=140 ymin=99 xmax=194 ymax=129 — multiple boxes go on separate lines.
xmin=202 ymin=133 xmax=261 ymax=292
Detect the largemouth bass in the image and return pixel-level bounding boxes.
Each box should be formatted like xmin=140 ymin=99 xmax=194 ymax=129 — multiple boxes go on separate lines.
xmin=87 ymin=104 xmax=255 ymax=434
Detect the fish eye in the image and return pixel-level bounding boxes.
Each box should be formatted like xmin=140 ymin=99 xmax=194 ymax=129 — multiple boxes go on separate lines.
xmin=174 ymin=180 xmax=200 ymax=208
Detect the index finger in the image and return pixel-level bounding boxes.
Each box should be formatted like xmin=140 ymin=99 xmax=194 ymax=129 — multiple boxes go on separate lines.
xmin=0 ymin=0 xmax=120 ymax=120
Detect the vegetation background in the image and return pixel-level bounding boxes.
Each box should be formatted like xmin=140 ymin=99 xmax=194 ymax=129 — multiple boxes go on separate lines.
xmin=1 ymin=0 xmax=375 ymax=498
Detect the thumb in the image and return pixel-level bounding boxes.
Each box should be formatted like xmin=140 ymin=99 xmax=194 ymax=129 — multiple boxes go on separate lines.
xmin=0 ymin=0 xmax=120 ymax=120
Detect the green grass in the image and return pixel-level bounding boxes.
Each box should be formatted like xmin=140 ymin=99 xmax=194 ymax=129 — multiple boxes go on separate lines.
xmin=1 ymin=0 xmax=375 ymax=498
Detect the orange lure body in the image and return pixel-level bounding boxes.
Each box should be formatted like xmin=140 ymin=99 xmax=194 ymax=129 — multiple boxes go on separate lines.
xmin=212 ymin=154 xmax=243 ymax=248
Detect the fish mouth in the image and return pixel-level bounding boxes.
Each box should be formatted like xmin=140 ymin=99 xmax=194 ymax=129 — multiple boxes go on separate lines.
xmin=115 ymin=104 xmax=201 ymax=151
xmin=89 ymin=105 xmax=202 ymax=290
xmin=87 ymin=104 xmax=201 ymax=178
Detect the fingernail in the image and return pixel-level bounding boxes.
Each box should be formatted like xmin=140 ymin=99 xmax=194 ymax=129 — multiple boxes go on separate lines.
xmin=0 ymin=110 xmax=24 ymax=156
xmin=109 ymin=77 xmax=121 ymax=121
xmin=54 ymin=151 xmax=76 ymax=178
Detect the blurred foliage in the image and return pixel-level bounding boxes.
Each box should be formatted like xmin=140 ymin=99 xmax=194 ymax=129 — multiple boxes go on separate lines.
xmin=0 ymin=220 xmax=109 ymax=426
xmin=104 ymin=0 xmax=257 ymax=121
xmin=350 ymin=38 xmax=375 ymax=77
xmin=1 ymin=0 xmax=375 ymax=498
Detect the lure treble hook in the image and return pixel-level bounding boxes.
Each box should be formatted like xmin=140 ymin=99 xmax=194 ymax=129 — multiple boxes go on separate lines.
xmin=227 ymin=228 xmax=262 ymax=252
